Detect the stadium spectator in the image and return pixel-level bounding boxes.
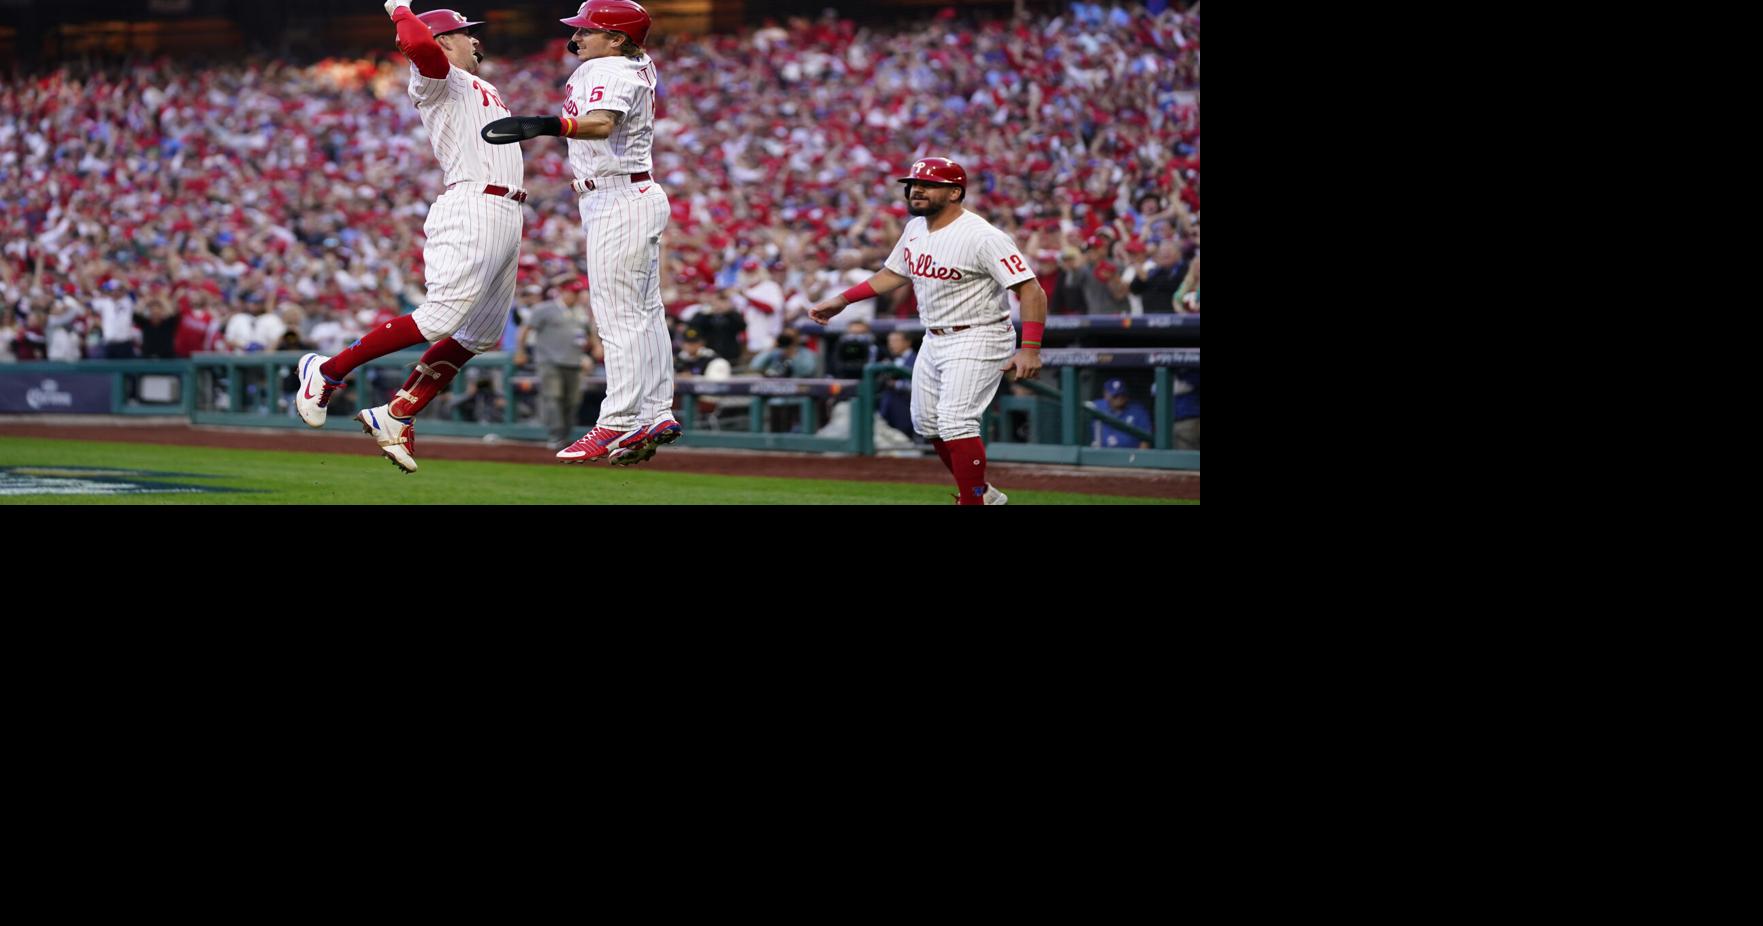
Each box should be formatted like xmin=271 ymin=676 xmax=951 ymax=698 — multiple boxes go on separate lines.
xmin=877 ymin=329 xmax=917 ymax=440
xmin=674 ymin=329 xmax=721 ymax=377
xmin=1173 ymin=249 xmax=1200 ymax=313
xmin=686 ymin=293 xmax=749 ymax=367
xmin=1130 ymin=240 xmax=1190 ymax=313
xmin=134 ymin=298 xmax=180 ymax=360
xmin=515 ymin=284 xmax=597 ymax=451
xmin=1091 ymin=378 xmax=1151 ymax=449
xmin=456 ymin=378 xmax=505 ymax=424
xmin=46 ymin=304 xmax=86 ymax=362
xmin=1078 ymin=236 xmax=1133 ymax=314
xmin=749 ymin=329 xmax=818 ymax=379
xmin=12 ymin=310 xmax=48 ymax=362
xmin=225 ymin=302 xmax=286 ymax=353
xmin=93 ymin=281 xmax=138 ymax=359
xmin=1170 ymin=369 xmax=1200 ymax=450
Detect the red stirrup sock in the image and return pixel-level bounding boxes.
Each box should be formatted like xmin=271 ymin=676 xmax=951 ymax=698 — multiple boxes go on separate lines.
xmin=942 ymin=436 xmax=989 ymax=505
xmin=388 ymin=337 xmax=477 ymax=418
xmin=321 ymin=315 xmax=425 ymax=380
xmin=930 ymin=437 xmax=956 ymax=475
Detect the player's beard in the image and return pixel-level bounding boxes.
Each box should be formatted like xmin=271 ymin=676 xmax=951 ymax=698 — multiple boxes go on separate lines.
xmin=907 ymin=196 xmax=943 ymax=218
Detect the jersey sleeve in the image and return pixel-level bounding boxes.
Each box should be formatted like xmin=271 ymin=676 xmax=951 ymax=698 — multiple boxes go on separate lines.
xmin=408 ymin=65 xmax=455 ymax=107
xmin=980 ymin=231 xmax=1038 ymax=288
xmin=571 ymin=65 xmax=640 ymax=115
xmin=883 ymin=228 xmax=913 ymax=277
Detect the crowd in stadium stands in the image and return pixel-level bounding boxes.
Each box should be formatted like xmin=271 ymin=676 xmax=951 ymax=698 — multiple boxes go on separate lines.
xmin=2 ymin=1 xmax=1199 ymax=376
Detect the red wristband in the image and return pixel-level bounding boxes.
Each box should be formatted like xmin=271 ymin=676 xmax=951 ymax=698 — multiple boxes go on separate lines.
xmin=841 ymin=281 xmax=878 ymax=303
xmin=560 ymin=117 xmax=576 ymax=138
xmin=1021 ymin=321 xmax=1044 ymax=348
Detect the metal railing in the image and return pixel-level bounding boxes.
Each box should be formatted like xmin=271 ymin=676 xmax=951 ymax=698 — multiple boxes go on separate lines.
xmin=4 ymin=346 xmax=1199 ymax=469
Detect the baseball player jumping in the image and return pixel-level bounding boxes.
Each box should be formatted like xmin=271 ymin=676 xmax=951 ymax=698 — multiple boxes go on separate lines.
xmin=809 ymin=158 xmax=1048 ymax=505
xmin=481 ymin=0 xmax=677 ymax=466
xmin=292 ymin=1 xmax=526 ymax=474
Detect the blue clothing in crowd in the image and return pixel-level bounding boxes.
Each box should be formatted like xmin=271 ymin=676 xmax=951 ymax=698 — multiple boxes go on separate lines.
xmin=1090 ymin=399 xmax=1151 ymax=448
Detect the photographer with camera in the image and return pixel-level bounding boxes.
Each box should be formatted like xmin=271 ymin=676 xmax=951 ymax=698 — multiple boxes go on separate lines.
xmin=828 ymin=320 xmax=881 ymax=380
xmin=747 ymin=329 xmax=818 ymax=379
xmin=747 ymin=328 xmax=819 ymax=433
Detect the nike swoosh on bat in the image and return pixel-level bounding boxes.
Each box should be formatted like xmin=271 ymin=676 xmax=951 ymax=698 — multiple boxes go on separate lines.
xmin=484 ymin=131 xmax=520 ymax=140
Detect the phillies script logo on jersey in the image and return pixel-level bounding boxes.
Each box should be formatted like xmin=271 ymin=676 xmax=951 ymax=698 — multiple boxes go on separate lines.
xmin=902 ymin=248 xmax=963 ymax=281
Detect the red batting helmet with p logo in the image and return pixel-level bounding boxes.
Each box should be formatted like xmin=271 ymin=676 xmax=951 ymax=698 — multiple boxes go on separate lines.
xmin=561 ymin=0 xmax=652 ymax=47
xmin=897 ymin=157 xmax=968 ymax=194
xmin=416 ymin=9 xmax=484 ymax=36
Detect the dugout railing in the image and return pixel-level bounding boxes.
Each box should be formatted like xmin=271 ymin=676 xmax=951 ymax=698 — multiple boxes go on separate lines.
xmin=3 ymin=347 xmax=1199 ymax=470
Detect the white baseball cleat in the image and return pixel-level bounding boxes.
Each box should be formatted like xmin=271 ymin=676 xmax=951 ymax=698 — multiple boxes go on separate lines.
xmin=294 ymin=353 xmax=343 ymax=428
xmin=357 ymin=404 xmax=418 ymax=473
xmin=983 ymin=485 xmax=1008 ymax=505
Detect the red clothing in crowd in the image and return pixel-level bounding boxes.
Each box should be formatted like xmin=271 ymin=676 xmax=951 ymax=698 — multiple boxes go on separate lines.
xmin=173 ymin=308 xmax=222 ymax=357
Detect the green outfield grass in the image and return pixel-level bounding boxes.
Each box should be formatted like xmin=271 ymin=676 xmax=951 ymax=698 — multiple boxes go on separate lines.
xmin=0 ymin=437 xmax=1193 ymax=505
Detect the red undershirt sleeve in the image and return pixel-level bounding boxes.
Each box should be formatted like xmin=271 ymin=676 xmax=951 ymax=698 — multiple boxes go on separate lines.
xmin=393 ymin=8 xmax=450 ymax=79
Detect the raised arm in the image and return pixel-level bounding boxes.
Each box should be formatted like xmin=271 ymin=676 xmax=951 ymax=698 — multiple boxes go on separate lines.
xmin=387 ymin=1 xmax=449 ymax=79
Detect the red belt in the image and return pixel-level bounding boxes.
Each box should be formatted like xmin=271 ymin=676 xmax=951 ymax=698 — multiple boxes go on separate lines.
xmin=450 ymin=183 xmax=528 ymax=203
xmin=927 ymin=316 xmax=1009 ymax=336
xmin=572 ymin=172 xmax=652 ymax=193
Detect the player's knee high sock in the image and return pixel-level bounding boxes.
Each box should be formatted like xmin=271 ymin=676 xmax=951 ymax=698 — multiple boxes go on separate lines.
xmin=321 ymin=315 xmax=425 ymax=381
xmin=930 ymin=438 xmax=956 ymax=475
xmin=388 ymin=338 xmax=476 ymax=418
xmin=942 ymin=436 xmax=989 ymax=506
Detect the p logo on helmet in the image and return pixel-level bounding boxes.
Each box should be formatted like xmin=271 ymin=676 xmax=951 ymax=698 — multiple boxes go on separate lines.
xmin=417 ymin=8 xmax=484 ymax=36
xmin=897 ymin=157 xmax=968 ymax=200
xmin=560 ymin=0 xmax=653 ymax=48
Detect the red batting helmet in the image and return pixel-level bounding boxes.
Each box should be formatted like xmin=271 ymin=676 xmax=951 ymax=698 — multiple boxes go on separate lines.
xmin=897 ymin=157 xmax=968 ymax=194
xmin=561 ymin=0 xmax=652 ymax=47
xmin=417 ymin=9 xmax=484 ymax=37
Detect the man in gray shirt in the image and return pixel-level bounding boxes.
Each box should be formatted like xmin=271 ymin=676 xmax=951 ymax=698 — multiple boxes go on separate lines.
xmin=516 ymin=282 xmax=601 ymax=450
xmin=1078 ymin=237 xmax=1132 ymax=315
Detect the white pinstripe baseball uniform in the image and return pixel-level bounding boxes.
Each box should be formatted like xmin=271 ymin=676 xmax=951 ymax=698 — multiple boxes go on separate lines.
xmin=408 ymin=61 xmax=525 ymax=352
xmin=563 ymin=52 xmax=671 ymax=432
xmin=884 ymin=212 xmax=1037 ymax=441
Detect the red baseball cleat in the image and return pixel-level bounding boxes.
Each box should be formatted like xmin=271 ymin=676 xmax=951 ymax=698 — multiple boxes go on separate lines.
xmin=556 ymin=426 xmax=648 ymax=464
xmin=611 ymin=418 xmax=682 ymax=467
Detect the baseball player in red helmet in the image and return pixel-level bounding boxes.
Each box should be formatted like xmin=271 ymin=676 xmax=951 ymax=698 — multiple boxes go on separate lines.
xmin=809 ymin=158 xmax=1048 ymax=505
xmin=481 ymin=1 xmax=678 ymax=467
xmin=292 ymin=1 xmax=526 ymax=474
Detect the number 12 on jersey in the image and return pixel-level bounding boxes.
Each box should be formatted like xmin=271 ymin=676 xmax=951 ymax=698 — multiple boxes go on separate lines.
xmin=1001 ymin=255 xmax=1028 ymax=274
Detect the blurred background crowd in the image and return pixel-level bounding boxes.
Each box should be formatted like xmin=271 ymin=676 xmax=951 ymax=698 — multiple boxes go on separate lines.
xmin=2 ymin=1 xmax=1198 ymax=447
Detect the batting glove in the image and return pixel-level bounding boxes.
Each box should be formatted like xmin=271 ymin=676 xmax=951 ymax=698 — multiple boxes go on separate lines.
xmin=385 ymin=0 xmax=411 ymax=16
